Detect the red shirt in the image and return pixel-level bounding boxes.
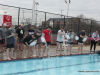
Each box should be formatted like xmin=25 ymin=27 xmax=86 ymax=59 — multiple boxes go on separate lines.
xmin=43 ymin=29 xmax=52 ymax=42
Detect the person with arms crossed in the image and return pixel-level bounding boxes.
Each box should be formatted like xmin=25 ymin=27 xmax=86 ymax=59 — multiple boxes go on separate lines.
xmin=16 ymin=26 xmax=25 ymax=51
xmin=56 ymin=27 xmax=66 ymax=56
xmin=78 ymin=29 xmax=87 ymax=54
xmin=43 ymin=26 xmax=52 ymax=57
xmin=0 ymin=26 xmax=6 ymax=52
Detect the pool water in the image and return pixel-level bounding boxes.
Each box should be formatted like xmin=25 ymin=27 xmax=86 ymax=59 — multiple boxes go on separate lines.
xmin=0 ymin=54 xmax=100 ymax=75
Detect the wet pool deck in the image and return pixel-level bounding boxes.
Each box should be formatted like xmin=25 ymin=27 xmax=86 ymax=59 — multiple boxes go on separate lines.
xmin=0 ymin=45 xmax=99 ymax=62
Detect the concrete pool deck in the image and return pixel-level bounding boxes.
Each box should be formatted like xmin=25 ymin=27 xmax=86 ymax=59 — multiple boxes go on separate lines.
xmin=0 ymin=45 xmax=99 ymax=62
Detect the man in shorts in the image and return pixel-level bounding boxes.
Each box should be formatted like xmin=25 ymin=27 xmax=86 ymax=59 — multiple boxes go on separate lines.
xmin=34 ymin=28 xmax=42 ymax=57
xmin=23 ymin=35 xmax=35 ymax=58
xmin=6 ymin=26 xmax=15 ymax=60
xmin=16 ymin=26 xmax=25 ymax=51
xmin=78 ymin=29 xmax=86 ymax=54
xmin=67 ymin=30 xmax=75 ymax=55
xmin=56 ymin=27 xmax=66 ymax=56
xmin=43 ymin=26 xmax=52 ymax=57
xmin=0 ymin=26 xmax=6 ymax=52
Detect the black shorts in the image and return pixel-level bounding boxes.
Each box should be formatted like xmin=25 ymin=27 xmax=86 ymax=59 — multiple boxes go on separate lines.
xmin=36 ymin=42 xmax=40 ymax=45
xmin=46 ymin=42 xmax=51 ymax=45
xmin=7 ymin=44 xmax=14 ymax=48
xmin=68 ymin=42 xmax=73 ymax=44
xmin=36 ymin=40 xmax=40 ymax=45
xmin=57 ymin=41 xmax=63 ymax=43
xmin=17 ymin=38 xmax=23 ymax=43
xmin=78 ymin=40 xmax=83 ymax=43
xmin=0 ymin=39 xmax=5 ymax=44
xmin=23 ymin=42 xmax=28 ymax=46
xmin=23 ymin=42 xmax=26 ymax=45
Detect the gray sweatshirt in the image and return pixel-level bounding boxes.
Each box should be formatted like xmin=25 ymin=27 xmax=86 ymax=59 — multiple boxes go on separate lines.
xmin=92 ymin=32 xmax=99 ymax=41
xmin=0 ymin=28 xmax=6 ymax=39
xmin=68 ymin=32 xmax=75 ymax=43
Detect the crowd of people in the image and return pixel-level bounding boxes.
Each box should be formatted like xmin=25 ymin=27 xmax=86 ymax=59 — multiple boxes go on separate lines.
xmin=0 ymin=25 xmax=99 ymax=60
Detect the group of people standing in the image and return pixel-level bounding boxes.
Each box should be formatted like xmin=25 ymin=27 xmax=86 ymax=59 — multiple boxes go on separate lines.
xmin=0 ymin=25 xmax=53 ymax=60
xmin=56 ymin=27 xmax=99 ymax=56
xmin=0 ymin=25 xmax=99 ymax=60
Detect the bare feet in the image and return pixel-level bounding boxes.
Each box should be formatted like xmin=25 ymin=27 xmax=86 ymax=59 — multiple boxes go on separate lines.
xmin=46 ymin=54 xmax=48 ymax=57
xmin=36 ymin=55 xmax=40 ymax=58
xmin=67 ymin=54 xmax=69 ymax=55
xmin=60 ymin=54 xmax=63 ymax=56
xmin=29 ymin=56 xmax=32 ymax=58
xmin=11 ymin=57 xmax=15 ymax=59
xmin=32 ymin=55 xmax=35 ymax=58
xmin=70 ymin=53 xmax=72 ymax=55
xmin=7 ymin=58 xmax=11 ymax=60
xmin=17 ymin=49 xmax=19 ymax=51
xmin=23 ymin=56 xmax=26 ymax=58
xmin=43 ymin=55 xmax=46 ymax=57
xmin=56 ymin=54 xmax=59 ymax=56
xmin=78 ymin=52 xmax=81 ymax=54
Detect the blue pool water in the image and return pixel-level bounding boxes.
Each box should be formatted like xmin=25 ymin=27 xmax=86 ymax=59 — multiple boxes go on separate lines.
xmin=0 ymin=54 xmax=100 ymax=75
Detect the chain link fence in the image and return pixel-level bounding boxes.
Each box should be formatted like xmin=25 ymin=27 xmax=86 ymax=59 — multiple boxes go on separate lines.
xmin=0 ymin=4 xmax=100 ymax=44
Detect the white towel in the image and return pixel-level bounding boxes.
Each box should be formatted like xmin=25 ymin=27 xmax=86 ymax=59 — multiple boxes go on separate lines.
xmin=83 ymin=37 xmax=87 ymax=42
xmin=30 ymin=40 xmax=37 ymax=46
xmin=75 ymin=36 xmax=79 ymax=40
xmin=41 ymin=36 xmax=46 ymax=43
xmin=65 ymin=34 xmax=70 ymax=39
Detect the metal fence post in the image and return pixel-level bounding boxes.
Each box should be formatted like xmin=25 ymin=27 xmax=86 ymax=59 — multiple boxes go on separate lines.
xmin=18 ymin=8 xmax=20 ymax=27
xmin=44 ymin=12 xmax=46 ymax=29
xmin=64 ymin=16 xmax=66 ymax=31
xmin=90 ymin=20 xmax=92 ymax=37
xmin=71 ymin=22 xmax=72 ymax=29
xmin=78 ymin=18 xmax=80 ymax=34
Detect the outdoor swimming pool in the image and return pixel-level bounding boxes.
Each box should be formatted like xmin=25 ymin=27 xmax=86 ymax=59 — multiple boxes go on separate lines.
xmin=0 ymin=54 xmax=100 ymax=75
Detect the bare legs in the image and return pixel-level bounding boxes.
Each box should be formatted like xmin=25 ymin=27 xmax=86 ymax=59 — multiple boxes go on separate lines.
xmin=7 ymin=48 xmax=15 ymax=60
xmin=60 ymin=43 xmax=62 ymax=55
xmin=36 ymin=45 xmax=38 ymax=57
xmin=56 ymin=42 xmax=59 ymax=56
xmin=67 ymin=44 xmax=72 ymax=55
xmin=0 ymin=44 xmax=2 ymax=52
xmin=7 ymin=48 xmax=10 ymax=60
xmin=36 ymin=44 xmax=41 ymax=57
xmin=17 ymin=43 xmax=23 ymax=50
xmin=56 ymin=42 xmax=63 ymax=56
xmin=78 ymin=43 xmax=83 ymax=54
xmin=43 ymin=43 xmax=47 ymax=57
xmin=43 ymin=43 xmax=50 ymax=57
xmin=23 ymin=45 xmax=26 ymax=58
xmin=0 ymin=44 xmax=4 ymax=52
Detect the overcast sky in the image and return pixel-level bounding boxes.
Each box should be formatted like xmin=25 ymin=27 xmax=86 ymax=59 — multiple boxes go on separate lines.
xmin=0 ymin=0 xmax=100 ymax=24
